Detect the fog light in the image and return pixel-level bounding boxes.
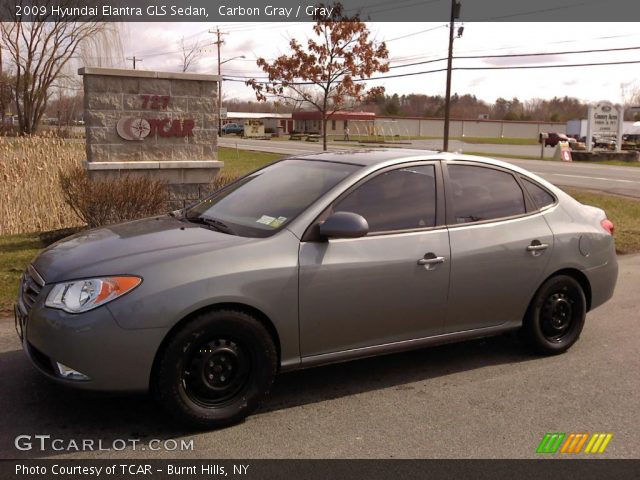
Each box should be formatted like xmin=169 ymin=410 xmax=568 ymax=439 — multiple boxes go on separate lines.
xmin=55 ymin=362 xmax=90 ymax=381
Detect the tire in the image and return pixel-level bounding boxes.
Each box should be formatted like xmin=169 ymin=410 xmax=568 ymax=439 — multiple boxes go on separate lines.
xmin=152 ymin=309 xmax=278 ymax=429
xmin=522 ymin=275 xmax=586 ymax=355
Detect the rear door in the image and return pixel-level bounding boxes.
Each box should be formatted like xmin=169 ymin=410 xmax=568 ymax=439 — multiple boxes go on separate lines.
xmin=443 ymin=161 xmax=554 ymax=333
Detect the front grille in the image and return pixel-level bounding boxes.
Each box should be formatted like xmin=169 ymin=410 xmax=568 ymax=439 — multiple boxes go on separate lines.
xmin=21 ymin=265 xmax=44 ymax=313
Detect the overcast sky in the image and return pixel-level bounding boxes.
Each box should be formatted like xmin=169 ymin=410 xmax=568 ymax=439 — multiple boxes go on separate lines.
xmin=102 ymin=22 xmax=640 ymax=105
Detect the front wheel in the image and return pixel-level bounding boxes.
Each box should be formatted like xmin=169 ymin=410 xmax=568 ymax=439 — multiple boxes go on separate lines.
xmin=522 ymin=275 xmax=586 ymax=355
xmin=152 ymin=310 xmax=278 ymax=429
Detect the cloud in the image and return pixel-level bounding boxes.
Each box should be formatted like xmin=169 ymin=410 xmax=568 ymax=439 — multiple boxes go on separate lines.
xmin=482 ymin=54 xmax=564 ymax=67
xmin=468 ymin=76 xmax=486 ymax=87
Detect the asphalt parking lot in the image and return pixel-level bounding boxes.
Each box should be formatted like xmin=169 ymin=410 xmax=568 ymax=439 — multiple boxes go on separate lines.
xmin=1 ymin=255 xmax=638 ymax=460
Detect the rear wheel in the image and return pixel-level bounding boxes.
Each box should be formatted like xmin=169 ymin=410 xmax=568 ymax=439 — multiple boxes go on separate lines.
xmin=152 ymin=310 xmax=278 ymax=429
xmin=522 ymin=275 xmax=586 ymax=355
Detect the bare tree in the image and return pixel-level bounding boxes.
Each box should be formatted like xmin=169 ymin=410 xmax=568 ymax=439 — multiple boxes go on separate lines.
xmin=179 ymin=36 xmax=204 ymax=72
xmin=0 ymin=1 xmax=120 ymax=135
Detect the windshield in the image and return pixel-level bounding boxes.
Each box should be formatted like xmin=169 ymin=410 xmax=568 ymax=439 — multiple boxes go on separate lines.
xmin=185 ymin=159 xmax=359 ymax=237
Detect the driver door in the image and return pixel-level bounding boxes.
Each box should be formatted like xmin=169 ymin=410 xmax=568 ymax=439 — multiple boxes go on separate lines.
xmin=298 ymin=162 xmax=450 ymax=358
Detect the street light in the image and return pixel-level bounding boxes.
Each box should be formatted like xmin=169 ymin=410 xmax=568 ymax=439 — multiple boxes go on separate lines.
xmin=218 ymin=55 xmax=245 ymax=134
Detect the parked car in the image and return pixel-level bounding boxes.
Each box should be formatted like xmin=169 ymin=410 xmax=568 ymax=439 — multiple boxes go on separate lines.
xmin=593 ymin=136 xmax=616 ymax=150
xmin=570 ymin=140 xmax=587 ymax=151
xmin=15 ymin=150 xmax=618 ymax=428
xmin=221 ymin=122 xmax=244 ymax=135
xmin=622 ymin=134 xmax=640 ymax=150
xmin=543 ymin=132 xmax=570 ymax=147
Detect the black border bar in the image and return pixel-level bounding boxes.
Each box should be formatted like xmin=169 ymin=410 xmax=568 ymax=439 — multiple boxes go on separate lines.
xmin=1 ymin=0 xmax=640 ymax=22
xmin=2 ymin=460 xmax=640 ymax=480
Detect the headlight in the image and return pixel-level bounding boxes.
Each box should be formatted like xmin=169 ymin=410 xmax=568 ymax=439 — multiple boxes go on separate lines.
xmin=45 ymin=276 xmax=142 ymax=313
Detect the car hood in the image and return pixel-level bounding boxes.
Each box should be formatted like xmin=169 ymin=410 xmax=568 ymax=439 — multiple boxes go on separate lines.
xmin=33 ymin=215 xmax=256 ymax=283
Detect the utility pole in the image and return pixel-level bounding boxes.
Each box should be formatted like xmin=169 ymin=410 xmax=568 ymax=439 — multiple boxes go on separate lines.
xmin=126 ymin=56 xmax=142 ymax=70
xmin=443 ymin=0 xmax=461 ymax=152
xmin=210 ymin=27 xmax=228 ymax=135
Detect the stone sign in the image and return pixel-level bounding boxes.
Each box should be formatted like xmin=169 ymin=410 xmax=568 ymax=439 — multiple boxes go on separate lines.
xmin=79 ymin=67 xmax=223 ymax=208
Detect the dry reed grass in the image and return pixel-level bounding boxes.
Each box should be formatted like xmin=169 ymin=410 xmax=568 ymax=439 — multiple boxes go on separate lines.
xmin=0 ymin=135 xmax=84 ymax=235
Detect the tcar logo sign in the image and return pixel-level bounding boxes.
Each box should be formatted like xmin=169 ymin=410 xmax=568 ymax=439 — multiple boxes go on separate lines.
xmin=116 ymin=117 xmax=195 ymax=141
xmin=117 ymin=117 xmax=151 ymax=141
xmin=116 ymin=94 xmax=196 ymax=141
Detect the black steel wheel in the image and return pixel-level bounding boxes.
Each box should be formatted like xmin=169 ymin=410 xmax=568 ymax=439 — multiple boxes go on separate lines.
xmin=523 ymin=275 xmax=586 ymax=355
xmin=152 ymin=309 xmax=278 ymax=429
xmin=182 ymin=338 xmax=251 ymax=407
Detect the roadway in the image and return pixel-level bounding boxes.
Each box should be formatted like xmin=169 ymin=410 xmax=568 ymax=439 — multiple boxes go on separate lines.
xmin=219 ymin=137 xmax=640 ymax=198
xmin=1 ymin=254 xmax=638 ymax=459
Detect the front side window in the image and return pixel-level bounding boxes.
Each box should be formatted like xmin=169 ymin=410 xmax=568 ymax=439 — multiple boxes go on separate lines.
xmin=186 ymin=159 xmax=358 ymax=237
xmin=334 ymin=165 xmax=437 ymax=233
xmin=448 ymin=165 xmax=525 ymax=224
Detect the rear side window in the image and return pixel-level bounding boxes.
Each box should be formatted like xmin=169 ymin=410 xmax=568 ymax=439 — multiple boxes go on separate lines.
xmin=334 ymin=165 xmax=437 ymax=233
xmin=448 ymin=165 xmax=525 ymax=224
xmin=521 ymin=177 xmax=555 ymax=210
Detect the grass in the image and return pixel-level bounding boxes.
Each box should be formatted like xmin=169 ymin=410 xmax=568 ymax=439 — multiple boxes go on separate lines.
xmin=566 ymin=189 xmax=640 ymax=255
xmin=589 ymin=160 xmax=640 ymax=168
xmin=217 ymin=147 xmax=285 ymax=176
xmin=0 ymin=233 xmax=43 ymax=315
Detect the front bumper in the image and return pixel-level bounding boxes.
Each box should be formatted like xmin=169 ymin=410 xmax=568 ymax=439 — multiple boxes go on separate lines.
xmin=16 ymin=295 xmax=168 ymax=392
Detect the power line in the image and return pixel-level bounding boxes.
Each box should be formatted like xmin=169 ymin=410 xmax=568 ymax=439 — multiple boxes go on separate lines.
xmin=223 ymin=44 xmax=640 ymax=79
xmin=479 ymin=0 xmax=598 ymax=21
xmin=388 ymin=44 xmax=640 ymax=70
xmin=223 ymin=58 xmax=640 ymax=84
xmin=385 ymin=24 xmax=448 ymax=43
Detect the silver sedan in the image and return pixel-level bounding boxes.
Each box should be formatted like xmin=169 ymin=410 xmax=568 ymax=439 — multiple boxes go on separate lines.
xmin=16 ymin=150 xmax=618 ymax=428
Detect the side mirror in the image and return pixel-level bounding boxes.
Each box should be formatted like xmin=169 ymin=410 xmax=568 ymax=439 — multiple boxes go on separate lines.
xmin=319 ymin=212 xmax=369 ymax=239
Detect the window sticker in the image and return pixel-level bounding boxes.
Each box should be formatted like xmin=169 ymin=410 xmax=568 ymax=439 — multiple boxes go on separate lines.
xmin=256 ymin=215 xmax=276 ymax=225
xmin=270 ymin=216 xmax=288 ymax=228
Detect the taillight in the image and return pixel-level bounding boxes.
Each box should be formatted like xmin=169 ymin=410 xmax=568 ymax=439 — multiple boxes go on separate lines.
xmin=601 ymin=218 xmax=615 ymax=235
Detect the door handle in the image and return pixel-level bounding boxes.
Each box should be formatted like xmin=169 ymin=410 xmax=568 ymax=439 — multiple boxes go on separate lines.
xmin=527 ymin=241 xmax=549 ymax=252
xmin=417 ymin=253 xmax=446 ymax=266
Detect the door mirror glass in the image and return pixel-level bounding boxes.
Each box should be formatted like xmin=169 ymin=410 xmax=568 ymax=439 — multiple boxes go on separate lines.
xmin=319 ymin=212 xmax=369 ymax=239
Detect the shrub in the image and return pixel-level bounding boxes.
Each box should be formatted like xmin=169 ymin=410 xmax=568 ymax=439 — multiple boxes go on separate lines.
xmin=59 ymin=165 xmax=168 ymax=228
xmin=200 ymin=172 xmax=242 ymax=198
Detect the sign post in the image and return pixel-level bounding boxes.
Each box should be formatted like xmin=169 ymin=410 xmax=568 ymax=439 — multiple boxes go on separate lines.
xmin=616 ymin=105 xmax=624 ymax=153
xmin=586 ymin=105 xmax=593 ymax=152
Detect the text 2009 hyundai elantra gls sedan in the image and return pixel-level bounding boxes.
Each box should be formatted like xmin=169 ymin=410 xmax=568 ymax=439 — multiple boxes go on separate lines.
xmin=15 ymin=150 xmax=617 ymax=428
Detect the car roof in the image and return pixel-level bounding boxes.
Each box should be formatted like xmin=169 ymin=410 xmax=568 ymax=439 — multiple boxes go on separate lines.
xmin=292 ymin=148 xmax=440 ymax=166
xmin=290 ymin=148 xmax=557 ymax=190
xmin=291 ymin=148 xmax=521 ymax=170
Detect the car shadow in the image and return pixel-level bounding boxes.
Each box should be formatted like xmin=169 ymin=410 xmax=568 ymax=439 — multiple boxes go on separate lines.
xmin=261 ymin=332 xmax=533 ymax=414
xmin=0 ymin=333 xmax=535 ymax=459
